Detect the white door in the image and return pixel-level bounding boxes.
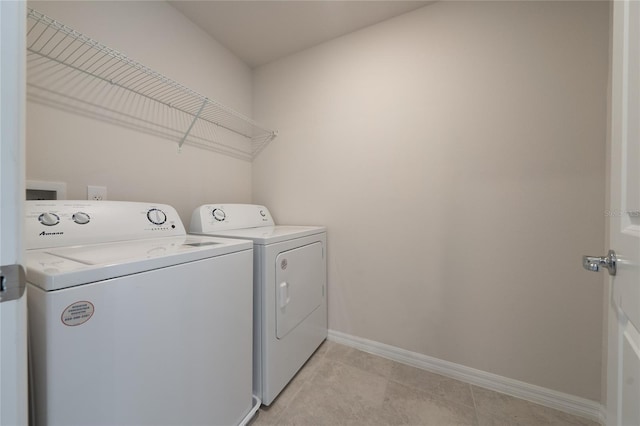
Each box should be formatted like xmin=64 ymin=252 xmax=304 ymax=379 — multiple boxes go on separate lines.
xmin=605 ymin=1 xmax=640 ymax=425
xmin=0 ymin=1 xmax=28 ymax=425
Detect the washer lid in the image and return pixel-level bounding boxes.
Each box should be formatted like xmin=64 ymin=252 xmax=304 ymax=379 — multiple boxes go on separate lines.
xmin=199 ymin=225 xmax=325 ymax=245
xmin=26 ymin=235 xmax=252 ymax=291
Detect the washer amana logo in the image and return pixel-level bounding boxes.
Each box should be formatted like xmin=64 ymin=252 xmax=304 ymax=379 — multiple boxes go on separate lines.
xmin=39 ymin=231 xmax=64 ymax=236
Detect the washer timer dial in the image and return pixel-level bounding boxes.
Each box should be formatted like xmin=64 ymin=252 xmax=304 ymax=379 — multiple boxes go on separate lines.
xmin=72 ymin=212 xmax=91 ymax=225
xmin=147 ymin=208 xmax=167 ymax=225
xmin=212 ymin=208 xmax=226 ymax=222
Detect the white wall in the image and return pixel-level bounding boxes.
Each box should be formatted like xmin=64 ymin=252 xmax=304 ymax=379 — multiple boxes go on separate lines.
xmin=26 ymin=1 xmax=253 ymax=224
xmin=253 ymin=1 xmax=608 ymax=401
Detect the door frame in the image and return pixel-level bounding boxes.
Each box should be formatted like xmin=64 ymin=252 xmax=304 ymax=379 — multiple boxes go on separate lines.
xmin=604 ymin=0 xmax=640 ymax=425
xmin=0 ymin=1 xmax=28 ymax=424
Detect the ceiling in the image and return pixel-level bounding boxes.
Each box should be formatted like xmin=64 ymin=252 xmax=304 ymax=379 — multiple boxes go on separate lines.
xmin=169 ymin=1 xmax=433 ymax=68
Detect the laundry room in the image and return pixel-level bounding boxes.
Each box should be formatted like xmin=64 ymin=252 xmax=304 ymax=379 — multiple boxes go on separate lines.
xmin=18 ymin=0 xmax=610 ymax=424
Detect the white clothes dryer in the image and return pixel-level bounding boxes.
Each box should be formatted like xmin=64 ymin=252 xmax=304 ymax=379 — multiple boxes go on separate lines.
xmin=190 ymin=204 xmax=327 ymax=406
xmin=26 ymin=201 xmax=258 ymax=426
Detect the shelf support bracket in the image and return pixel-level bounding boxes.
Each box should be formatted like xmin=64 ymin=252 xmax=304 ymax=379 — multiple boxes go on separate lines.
xmin=178 ymin=98 xmax=208 ymax=152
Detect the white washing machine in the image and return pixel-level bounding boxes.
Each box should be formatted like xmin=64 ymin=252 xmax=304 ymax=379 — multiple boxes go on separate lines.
xmin=190 ymin=204 xmax=327 ymax=406
xmin=26 ymin=200 xmax=259 ymax=426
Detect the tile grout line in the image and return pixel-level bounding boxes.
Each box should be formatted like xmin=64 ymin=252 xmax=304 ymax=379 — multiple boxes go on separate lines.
xmin=269 ymin=341 xmax=601 ymax=426
xmin=253 ymin=344 xmax=330 ymax=425
xmin=328 ymin=330 xmax=603 ymax=422
xmin=270 ymin=340 xmax=335 ymax=420
xmin=334 ymin=344 xmax=480 ymax=413
xmin=470 ymin=383 xmax=480 ymax=425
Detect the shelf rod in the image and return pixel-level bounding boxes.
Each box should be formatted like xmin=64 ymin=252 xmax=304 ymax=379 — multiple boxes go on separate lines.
xmin=27 ymin=8 xmax=277 ymax=160
xmin=28 ymin=48 xmax=256 ymax=138
xmin=178 ymin=98 xmax=208 ymax=150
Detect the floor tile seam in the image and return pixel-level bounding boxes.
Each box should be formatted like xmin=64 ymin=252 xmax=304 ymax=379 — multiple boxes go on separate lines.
xmin=469 ymin=383 xmax=480 ymax=420
xmin=386 ymin=376 xmax=478 ymax=411
xmin=294 ymin=359 xmax=324 ymax=383
xmin=342 ymin=377 xmax=392 ymax=421
xmin=387 ymin=360 xmax=458 ymax=385
xmin=316 ymin=344 xmax=332 ymax=361
xmin=267 ymin=389 xmax=303 ymax=425
xmin=452 ymin=378 xmax=598 ymax=425
xmin=278 ymin=374 xmax=317 ymax=416
xmin=468 ymin=384 xmax=566 ymax=421
xmin=331 ymin=356 xmax=395 ymax=381
xmin=374 ymin=376 xmax=392 ymax=409
xmin=344 ymin=380 xmax=396 ymax=426
xmin=468 ymin=383 xmax=482 ymax=426
xmin=262 ymin=364 xmax=319 ymax=419
xmin=472 ymin=402 xmax=541 ymax=424
xmin=267 ymin=408 xmax=284 ymax=426
xmin=521 ymin=399 xmax=595 ymax=425
xmin=254 ymin=404 xmax=285 ymax=426
xmin=309 ymin=357 xmax=393 ymax=414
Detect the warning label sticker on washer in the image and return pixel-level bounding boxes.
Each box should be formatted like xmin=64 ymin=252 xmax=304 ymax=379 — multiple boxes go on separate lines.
xmin=61 ymin=301 xmax=94 ymax=326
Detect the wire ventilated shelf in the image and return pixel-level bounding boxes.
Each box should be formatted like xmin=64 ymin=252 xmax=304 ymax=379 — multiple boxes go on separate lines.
xmin=26 ymin=8 xmax=277 ymax=161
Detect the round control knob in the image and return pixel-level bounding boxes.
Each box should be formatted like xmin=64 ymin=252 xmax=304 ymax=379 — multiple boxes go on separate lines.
xmin=38 ymin=212 xmax=60 ymax=226
xmin=72 ymin=212 xmax=90 ymax=225
xmin=147 ymin=208 xmax=167 ymax=225
xmin=212 ymin=208 xmax=226 ymax=222
xmin=259 ymin=210 xmax=266 ymax=217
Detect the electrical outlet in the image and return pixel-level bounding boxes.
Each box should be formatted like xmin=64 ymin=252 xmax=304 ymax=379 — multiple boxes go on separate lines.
xmin=87 ymin=185 xmax=107 ymax=201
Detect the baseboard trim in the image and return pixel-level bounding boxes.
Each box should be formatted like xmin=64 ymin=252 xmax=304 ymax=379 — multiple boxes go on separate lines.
xmin=327 ymin=330 xmax=606 ymax=424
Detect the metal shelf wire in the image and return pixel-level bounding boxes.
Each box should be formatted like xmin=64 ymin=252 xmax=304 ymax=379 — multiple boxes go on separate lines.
xmin=26 ymin=8 xmax=277 ymax=161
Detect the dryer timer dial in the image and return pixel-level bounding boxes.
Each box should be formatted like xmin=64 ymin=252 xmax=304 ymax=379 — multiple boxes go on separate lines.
xmin=212 ymin=208 xmax=226 ymax=222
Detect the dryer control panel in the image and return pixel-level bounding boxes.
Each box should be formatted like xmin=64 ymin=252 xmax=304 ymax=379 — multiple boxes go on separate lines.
xmin=26 ymin=200 xmax=186 ymax=250
xmin=190 ymin=204 xmax=275 ymax=233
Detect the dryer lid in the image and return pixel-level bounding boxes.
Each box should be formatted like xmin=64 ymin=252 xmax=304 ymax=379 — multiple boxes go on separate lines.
xmin=203 ymin=225 xmax=325 ymax=245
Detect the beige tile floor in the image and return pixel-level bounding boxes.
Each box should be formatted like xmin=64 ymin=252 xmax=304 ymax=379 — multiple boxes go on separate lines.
xmin=249 ymin=340 xmax=600 ymax=426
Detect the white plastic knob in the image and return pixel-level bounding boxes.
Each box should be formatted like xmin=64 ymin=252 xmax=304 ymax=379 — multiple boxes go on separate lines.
xmin=38 ymin=212 xmax=60 ymax=226
xmin=72 ymin=212 xmax=90 ymax=225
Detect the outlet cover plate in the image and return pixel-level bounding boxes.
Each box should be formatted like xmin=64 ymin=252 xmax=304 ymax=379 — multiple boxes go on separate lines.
xmin=87 ymin=185 xmax=107 ymax=201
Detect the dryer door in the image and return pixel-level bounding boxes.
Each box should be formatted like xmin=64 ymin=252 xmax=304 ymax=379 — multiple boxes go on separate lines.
xmin=275 ymin=241 xmax=324 ymax=339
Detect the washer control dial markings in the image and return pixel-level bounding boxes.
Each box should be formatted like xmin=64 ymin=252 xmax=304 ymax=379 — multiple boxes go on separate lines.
xmin=147 ymin=208 xmax=167 ymax=225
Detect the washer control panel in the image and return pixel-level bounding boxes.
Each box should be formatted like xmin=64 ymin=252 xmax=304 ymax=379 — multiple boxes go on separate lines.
xmin=26 ymin=200 xmax=186 ymax=250
xmin=190 ymin=204 xmax=275 ymax=233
